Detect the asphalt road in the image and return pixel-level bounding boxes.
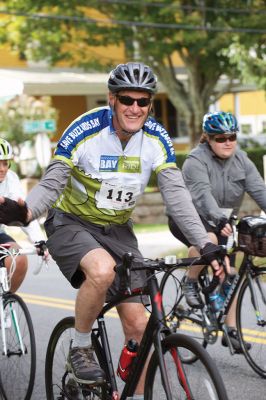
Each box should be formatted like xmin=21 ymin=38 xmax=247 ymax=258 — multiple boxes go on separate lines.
xmin=8 ymin=231 xmax=266 ymax=399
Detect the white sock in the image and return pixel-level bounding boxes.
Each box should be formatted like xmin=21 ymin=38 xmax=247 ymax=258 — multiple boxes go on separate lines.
xmin=133 ymin=396 xmax=144 ymax=400
xmin=72 ymin=330 xmax=91 ymax=348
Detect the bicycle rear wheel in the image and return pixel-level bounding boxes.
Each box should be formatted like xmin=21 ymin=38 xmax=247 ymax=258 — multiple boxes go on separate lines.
xmin=45 ymin=317 xmax=109 ymax=400
xmin=237 ymin=266 xmax=266 ymax=378
xmin=160 ymin=268 xmax=207 ymax=363
xmin=0 ymin=293 xmax=36 ymax=400
xmin=144 ymin=333 xmax=228 ymax=400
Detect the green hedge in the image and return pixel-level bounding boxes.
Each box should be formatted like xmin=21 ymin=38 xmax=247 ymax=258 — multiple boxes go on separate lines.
xmin=147 ymin=148 xmax=265 ymax=188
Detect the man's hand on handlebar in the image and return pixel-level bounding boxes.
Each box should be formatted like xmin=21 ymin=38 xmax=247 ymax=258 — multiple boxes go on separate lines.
xmin=200 ymin=242 xmax=230 ymax=280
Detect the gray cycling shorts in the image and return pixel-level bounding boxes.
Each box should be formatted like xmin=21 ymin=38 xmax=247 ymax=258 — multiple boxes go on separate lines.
xmin=44 ymin=209 xmax=148 ymax=303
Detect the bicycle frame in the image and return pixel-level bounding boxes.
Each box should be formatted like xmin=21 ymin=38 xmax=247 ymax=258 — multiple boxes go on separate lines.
xmin=187 ymin=251 xmax=266 ymax=354
xmin=92 ymin=268 xmax=177 ymax=400
xmin=214 ymin=254 xmax=266 ymax=329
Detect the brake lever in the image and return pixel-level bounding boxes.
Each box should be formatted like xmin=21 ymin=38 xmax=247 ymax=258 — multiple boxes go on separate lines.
xmin=114 ymin=252 xmax=133 ymax=295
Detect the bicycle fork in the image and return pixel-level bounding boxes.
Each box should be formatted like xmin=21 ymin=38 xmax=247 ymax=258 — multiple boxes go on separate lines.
xmin=1 ymin=299 xmax=25 ymax=356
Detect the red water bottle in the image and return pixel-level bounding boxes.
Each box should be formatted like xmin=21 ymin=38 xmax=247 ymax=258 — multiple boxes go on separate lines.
xmin=117 ymin=339 xmax=138 ymax=382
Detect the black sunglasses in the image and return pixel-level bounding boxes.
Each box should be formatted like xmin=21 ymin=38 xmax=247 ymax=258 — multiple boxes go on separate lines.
xmin=213 ymin=134 xmax=237 ymax=143
xmin=116 ymin=95 xmax=151 ymax=107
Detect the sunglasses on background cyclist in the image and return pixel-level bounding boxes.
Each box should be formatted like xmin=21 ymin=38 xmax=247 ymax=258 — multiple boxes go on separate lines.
xmin=212 ymin=134 xmax=237 ymax=143
xmin=116 ymin=95 xmax=151 ymax=107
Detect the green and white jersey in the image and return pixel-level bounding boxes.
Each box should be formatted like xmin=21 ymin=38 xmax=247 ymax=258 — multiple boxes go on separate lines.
xmin=53 ymin=106 xmax=177 ymax=225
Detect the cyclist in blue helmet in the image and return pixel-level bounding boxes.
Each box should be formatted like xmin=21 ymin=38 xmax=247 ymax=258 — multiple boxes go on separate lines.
xmin=168 ymin=110 xmax=266 ymax=353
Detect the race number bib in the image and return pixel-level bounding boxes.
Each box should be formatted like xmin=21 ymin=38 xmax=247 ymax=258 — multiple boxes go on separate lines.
xmin=97 ymin=181 xmax=141 ymax=210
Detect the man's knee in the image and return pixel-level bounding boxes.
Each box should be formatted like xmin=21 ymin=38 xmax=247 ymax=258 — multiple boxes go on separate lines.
xmin=81 ymin=249 xmax=116 ymax=289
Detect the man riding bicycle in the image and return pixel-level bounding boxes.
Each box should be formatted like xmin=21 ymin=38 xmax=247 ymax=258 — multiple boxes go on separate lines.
xmin=0 ymin=63 xmax=226 ymax=400
xmin=168 ymin=111 xmax=266 ymax=353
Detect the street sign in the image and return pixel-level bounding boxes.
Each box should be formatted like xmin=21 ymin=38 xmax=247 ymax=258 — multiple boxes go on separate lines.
xmin=23 ymin=119 xmax=56 ymax=134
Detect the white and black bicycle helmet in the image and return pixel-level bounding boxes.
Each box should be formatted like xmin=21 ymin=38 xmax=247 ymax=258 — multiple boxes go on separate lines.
xmin=108 ymin=62 xmax=157 ymax=94
xmin=0 ymin=138 xmax=13 ymax=160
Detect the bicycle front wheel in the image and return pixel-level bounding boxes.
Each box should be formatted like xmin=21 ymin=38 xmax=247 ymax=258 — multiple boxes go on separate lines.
xmin=0 ymin=293 xmax=36 ymax=400
xmin=237 ymin=266 xmax=266 ymax=378
xmin=160 ymin=268 xmax=207 ymax=363
xmin=144 ymin=333 xmax=228 ymax=400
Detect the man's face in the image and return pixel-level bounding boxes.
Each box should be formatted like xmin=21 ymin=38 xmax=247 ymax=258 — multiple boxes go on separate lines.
xmin=0 ymin=160 xmax=9 ymax=182
xmin=109 ymin=90 xmax=152 ymax=135
xmin=207 ymin=134 xmax=237 ymax=159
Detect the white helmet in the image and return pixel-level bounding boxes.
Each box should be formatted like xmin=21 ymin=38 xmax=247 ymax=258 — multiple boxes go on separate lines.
xmin=0 ymin=138 xmax=13 ymax=160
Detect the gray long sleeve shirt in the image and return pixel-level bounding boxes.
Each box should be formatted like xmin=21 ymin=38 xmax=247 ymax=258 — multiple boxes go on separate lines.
xmin=27 ymin=160 xmax=210 ymax=249
xmin=182 ymin=142 xmax=266 ymax=226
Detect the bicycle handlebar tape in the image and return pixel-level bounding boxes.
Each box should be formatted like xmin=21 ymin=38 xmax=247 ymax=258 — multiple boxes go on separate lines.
xmin=200 ymin=242 xmax=225 ymax=265
xmin=0 ymin=197 xmax=29 ymax=226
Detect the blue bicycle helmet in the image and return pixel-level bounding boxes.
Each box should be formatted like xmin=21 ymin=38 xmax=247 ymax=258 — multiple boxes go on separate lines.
xmin=202 ymin=112 xmax=239 ymax=135
xmin=108 ymin=62 xmax=157 ymax=94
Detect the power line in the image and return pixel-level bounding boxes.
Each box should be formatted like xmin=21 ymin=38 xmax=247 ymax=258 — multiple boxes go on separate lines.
xmin=98 ymin=0 xmax=266 ymax=15
xmin=0 ymin=9 xmax=265 ymax=34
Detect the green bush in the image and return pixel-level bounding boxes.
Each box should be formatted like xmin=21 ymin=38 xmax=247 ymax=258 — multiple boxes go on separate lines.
xmin=245 ymin=148 xmax=265 ymax=178
xmin=147 ymin=147 xmax=265 ymax=188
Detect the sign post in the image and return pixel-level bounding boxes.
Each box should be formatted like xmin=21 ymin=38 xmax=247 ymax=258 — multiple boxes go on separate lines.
xmin=23 ymin=119 xmax=56 ymax=134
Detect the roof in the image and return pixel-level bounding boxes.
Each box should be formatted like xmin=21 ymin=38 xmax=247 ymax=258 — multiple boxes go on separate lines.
xmin=0 ymin=67 xmax=110 ymax=96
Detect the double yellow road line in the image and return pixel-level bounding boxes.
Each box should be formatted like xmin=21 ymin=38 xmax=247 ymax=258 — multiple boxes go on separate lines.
xmin=18 ymin=292 xmax=119 ymax=319
xmin=19 ymin=292 xmax=266 ymax=344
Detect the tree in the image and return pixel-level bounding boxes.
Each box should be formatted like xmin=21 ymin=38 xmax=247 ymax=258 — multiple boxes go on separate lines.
xmin=0 ymin=95 xmax=57 ymax=145
xmin=0 ymin=95 xmax=57 ymax=176
xmin=0 ymin=0 xmax=265 ymax=146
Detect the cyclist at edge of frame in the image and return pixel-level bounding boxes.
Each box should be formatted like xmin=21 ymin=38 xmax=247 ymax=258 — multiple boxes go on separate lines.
xmin=0 ymin=138 xmax=47 ymax=292
xmin=0 ymin=62 xmax=228 ymax=400
xmin=168 ymin=111 xmax=266 ymax=353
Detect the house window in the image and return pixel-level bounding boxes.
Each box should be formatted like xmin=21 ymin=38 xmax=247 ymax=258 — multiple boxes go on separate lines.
xmin=153 ymin=97 xmax=178 ymax=138
xmin=261 ymin=121 xmax=266 ymax=134
xmin=241 ymin=124 xmax=252 ymax=135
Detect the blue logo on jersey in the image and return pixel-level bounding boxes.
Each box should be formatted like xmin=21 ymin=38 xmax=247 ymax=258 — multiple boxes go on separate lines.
xmin=99 ymin=155 xmax=119 ymax=171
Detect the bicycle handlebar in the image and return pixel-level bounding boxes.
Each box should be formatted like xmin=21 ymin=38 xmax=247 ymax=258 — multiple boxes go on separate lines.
xmin=114 ymin=250 xmax=226 ymax=294
xmin=0 ymin=240 xmax=47 ymax=257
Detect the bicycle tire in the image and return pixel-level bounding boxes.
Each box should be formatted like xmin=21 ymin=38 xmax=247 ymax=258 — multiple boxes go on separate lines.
xmin=0 ymin=293 xmax=36 ymax=400
xmin=144 ymin=333 xmax=228 ymax=400
xmin=160 ymin=268 xmax=207 ymax=363
xmin=0 ymin=373 xmax=7 ymax=400
xmin=237 ymin=266 xmax=266 ymax=378
xmin=45 ymin=316 xmax=110 ymax=400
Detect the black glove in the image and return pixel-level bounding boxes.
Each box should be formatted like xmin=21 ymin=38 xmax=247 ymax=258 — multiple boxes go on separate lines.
xmin=200 ymin=242 xmax=225 ymax=265
xmin=0 ymin=197 xmax=29 ymax=226
xmin=217 ymin=217 xmax=229 ymax=232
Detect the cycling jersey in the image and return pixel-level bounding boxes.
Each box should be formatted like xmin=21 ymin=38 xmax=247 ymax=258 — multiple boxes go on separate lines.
xmin=52 ymin=106 xmax=177 ymax=225
xmin=0 ymin=170 xmax=45 ymax=243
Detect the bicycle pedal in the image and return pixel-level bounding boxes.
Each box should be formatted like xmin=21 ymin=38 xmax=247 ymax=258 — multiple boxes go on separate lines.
xmin=64 ymin=378 xmax=80 ymax=397
xmin=203 ymin=327 xmax=218 ymax=344
xmin=174 ymin=304 xmax=190 ymax=318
